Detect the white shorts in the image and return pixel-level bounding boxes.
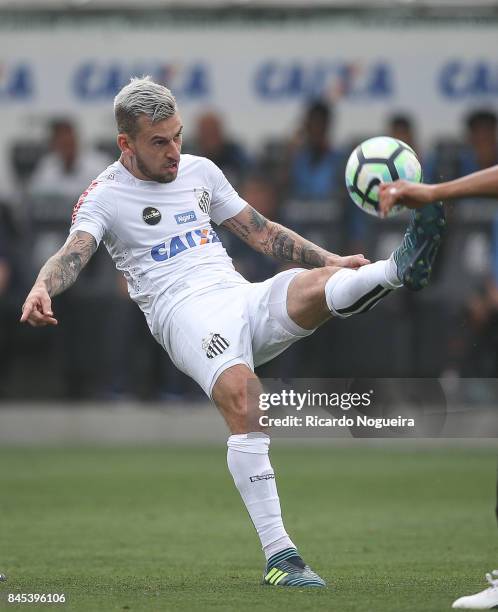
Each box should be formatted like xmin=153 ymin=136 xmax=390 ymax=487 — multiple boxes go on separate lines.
xmin=155 ymin=268 xmax=315 ymax=397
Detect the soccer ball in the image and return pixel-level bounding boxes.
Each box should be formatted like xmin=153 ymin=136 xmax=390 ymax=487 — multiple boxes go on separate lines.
xmin=345 ymin=136 xmax=422 ymax=217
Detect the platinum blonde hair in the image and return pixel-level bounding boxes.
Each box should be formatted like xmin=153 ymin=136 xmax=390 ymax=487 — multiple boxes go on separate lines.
xmin=114 ymin=76 xmax=177 ymax=138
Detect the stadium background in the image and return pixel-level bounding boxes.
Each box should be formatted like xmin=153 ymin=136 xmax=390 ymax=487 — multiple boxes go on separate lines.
xmin=3 ymin=1 xmax=498 ymax=398
xmin=0 ymin=2 xmax=497 ymax=611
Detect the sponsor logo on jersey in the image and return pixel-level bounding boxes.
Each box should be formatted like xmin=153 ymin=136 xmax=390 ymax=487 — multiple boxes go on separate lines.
xmin=175 ymin=210 xmax=197 ymax=225
xmin=249 ymin=474 xmax=275 ymax=483
xmin=195 ymin=188 xmax=211 ymax=214
xmin=202 ymin=333 xmax=230 ymax=359
xmin=151 ymin=227 xmax=221 ymax=261
xmin=143 ymin=207 xmax=162 ymax=225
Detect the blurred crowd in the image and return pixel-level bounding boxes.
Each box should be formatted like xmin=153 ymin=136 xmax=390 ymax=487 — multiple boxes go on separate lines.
xmin=2 ymin=102 xmax=498 ymax=400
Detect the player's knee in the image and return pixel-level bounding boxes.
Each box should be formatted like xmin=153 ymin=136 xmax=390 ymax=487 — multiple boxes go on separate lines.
xmin=224 ymin=383 xmax=250 ymax=416
xmin=212 ymin=365 xmax=264 ymax=433
xmin=213 ymin=368 xmax=252 ymax=413
xmin=320 ymin=266 xmax=342 ymax=283
xmin=307 ymin=266 xmax=342 ymax=299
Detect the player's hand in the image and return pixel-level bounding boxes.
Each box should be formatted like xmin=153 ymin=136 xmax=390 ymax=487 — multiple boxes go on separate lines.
xmin=332 ymin=254 xmax=371 ymax=269
xmin=379 ymin=180 xmax=436 ymax=218
xmin=20 ymin=284 xmax=58 ymax=327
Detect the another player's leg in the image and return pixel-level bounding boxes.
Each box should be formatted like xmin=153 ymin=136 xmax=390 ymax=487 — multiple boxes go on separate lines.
xmin=451 ymin=571 xmax=498 ymax=609
xmin=287 ymin=202 xmax=446 ymax=330
xmin=212 ymin=364 xmax=326 ymax=587
xmin=451 ymin=469 xmax=498 ymax=609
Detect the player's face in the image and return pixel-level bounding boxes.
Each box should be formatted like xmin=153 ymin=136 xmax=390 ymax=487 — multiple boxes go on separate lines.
xmin=126 ymin=114 xmax=183 ymax=184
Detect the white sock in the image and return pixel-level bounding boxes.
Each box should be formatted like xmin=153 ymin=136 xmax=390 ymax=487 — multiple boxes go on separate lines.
xmin=325 ymin=256 xmax=402 ymax=318
xmin=227 ymin=433 xmax=295 ymax=560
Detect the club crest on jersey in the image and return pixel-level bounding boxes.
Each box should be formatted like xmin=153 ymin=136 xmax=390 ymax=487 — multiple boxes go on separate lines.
xmin=143 ymin=207 xmax=161 ymax=225
xmin=195 ymin=188 xmax=211 ymax=214
xmin=202 ymin=333 xmax=230 ymax=359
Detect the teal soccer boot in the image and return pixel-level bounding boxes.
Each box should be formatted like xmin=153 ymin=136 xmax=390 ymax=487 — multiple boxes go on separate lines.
xmin=393 ymin=202 xmax=446 ymax=291
xmin=262 ymin=548 xmax=326 ymax=588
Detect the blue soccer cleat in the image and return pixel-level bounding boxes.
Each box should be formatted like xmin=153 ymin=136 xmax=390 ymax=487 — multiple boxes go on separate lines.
xmin=262 ymin=548 xmax=326 ymax=588
xmin=393 ymin=201 xmax=446 ymax=291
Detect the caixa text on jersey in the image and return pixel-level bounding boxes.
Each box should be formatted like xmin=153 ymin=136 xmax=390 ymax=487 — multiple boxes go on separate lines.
xmin=151 ymin=228 xmax=221 ymax=261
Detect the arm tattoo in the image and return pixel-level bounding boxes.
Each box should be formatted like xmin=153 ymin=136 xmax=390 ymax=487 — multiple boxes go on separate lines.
xmin=223 ymin=205 xmax=330 ymax=268
xmin=222 ymin=206 xmax=268 ymax=242
xmin=248 ymin=208 xmax=268 ymax=232
xmin=264 ymin=224 xmax=327 ymax=267
xmin=37 ymin=231 xmax=98 ymax=297
xmin=222 ymin=217 xmax=251 ymax=241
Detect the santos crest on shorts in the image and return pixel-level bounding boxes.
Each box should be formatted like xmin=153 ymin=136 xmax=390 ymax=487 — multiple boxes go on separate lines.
xmin=70 ymin=155 xmax=248 ymax=326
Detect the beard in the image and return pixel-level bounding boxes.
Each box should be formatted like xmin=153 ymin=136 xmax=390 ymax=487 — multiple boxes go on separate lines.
xmin=134 ymin=152 xmax=177 ymax=184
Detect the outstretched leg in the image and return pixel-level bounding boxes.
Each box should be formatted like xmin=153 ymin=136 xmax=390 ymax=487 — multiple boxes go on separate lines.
xmin=212 ymin=364 xmax=326 ymax=587
xmin=287 ymin=202 xmax=446 ymax=330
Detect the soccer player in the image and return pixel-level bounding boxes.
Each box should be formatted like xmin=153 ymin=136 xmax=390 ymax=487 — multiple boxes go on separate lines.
xmin=380 ymin=168 xmax=498 ymax=609
xmin=20 ymin=77 xmax=445 ymax=588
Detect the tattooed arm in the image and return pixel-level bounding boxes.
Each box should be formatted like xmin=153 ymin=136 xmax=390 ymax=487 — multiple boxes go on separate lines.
xmin=222 ymin=205 xmax=369 ymax=269
xmin=20 ymin=231 xmax=97 ymax=327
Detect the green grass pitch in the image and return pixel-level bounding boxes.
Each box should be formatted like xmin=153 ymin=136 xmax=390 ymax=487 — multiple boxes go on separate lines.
xmin=1 ymin=444 xmax=497 ymax=611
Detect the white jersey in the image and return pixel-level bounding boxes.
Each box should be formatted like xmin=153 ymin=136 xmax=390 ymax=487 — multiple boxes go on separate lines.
xmin=69 ymin=155 xmax=248 ymax=331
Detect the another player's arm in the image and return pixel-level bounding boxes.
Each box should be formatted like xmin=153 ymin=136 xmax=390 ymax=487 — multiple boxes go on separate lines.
xmin=20 ymin=230 xmax=97 ymax=327
xmin=222 ymin=205 xmax=369 ymax=269
xmin=379 ymin=165 xmax=498 ymax=216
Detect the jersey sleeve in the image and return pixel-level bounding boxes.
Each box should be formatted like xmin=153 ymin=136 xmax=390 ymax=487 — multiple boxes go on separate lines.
xmin=69 ymin=185 xmax=115 ymax=245
xmin=205 ymin=159 xmax=247 ymax=225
